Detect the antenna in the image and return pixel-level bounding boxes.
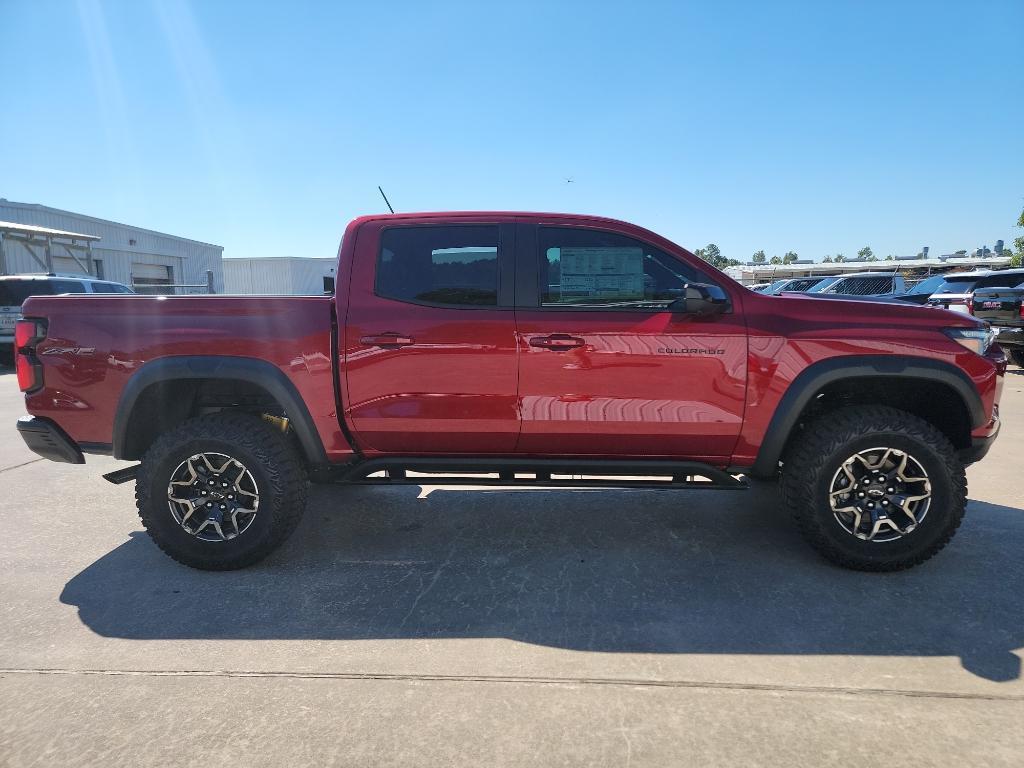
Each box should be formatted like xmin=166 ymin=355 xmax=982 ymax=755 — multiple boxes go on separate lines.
xmin=378 ymin=186 xmax=395 ymax=214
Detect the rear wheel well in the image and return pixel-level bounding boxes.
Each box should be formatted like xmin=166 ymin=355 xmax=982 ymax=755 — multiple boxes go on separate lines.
xmin=120 ymin=378 xmax=292 ymax=461
xmin=781 ymin=376 xmax=973 ymax=462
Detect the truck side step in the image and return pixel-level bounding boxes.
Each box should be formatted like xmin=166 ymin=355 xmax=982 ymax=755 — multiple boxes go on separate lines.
xmin=337 ymin=457 xmax=747 ymax=490
xmin=102 ymin=465 xmax=140 ymax=484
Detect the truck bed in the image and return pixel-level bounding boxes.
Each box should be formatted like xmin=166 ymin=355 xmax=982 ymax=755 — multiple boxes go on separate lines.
xmin=19 ymin=294 xmax=351 ymax=459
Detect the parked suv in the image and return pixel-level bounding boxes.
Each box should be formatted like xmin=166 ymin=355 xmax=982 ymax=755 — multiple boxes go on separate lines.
xmin=0 ymin=274 xmax=133 ymax=363
xmin=926 ymin=269 xmax=1024 ymax=314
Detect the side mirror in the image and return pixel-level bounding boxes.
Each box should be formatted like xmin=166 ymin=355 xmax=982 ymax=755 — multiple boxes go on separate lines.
xmin=668 ymin=283 xmax=731 ymax=316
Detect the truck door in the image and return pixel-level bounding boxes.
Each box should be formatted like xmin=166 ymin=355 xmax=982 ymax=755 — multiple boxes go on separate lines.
xmin=514 ymin=223 xmax=747 ymax=461
xmin=341 ymin=219 xmax=519 ymax=454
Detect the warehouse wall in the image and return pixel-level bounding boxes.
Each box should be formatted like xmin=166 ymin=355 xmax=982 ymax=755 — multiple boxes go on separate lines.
xmin=0 ymin=200 xmax=224 ymax=292
xmin=224 ymin=257 xmax=336 ymax=295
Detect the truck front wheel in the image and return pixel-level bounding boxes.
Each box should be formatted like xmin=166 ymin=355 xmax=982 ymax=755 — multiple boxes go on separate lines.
xmin=135 ymin=413 xmax=307 ymax=570
xmin=781 ymin=406 xmax=966 ymax=571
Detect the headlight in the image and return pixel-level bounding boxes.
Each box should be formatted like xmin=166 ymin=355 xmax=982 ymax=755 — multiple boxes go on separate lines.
xmin=943 ymin=327 xmax=997 ymax=355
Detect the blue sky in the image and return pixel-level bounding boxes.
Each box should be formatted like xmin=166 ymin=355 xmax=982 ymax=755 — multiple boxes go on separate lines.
xmin=1 ymin=0 xmax=1021 ymax=263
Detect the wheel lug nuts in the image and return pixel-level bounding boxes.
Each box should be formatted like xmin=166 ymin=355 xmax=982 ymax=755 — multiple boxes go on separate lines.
xmin=866 ymin=501 xmax=875 ymax=508
xmin=220 ymin=504 xmax=226 ymax=510
xmin=206 ymin=502 xmax=212 ymax=508
xmin=882 ymin=499 xmax=889 ymax=506
xmin=887 ymin=487 xmax=895 ymax=493
xmin=201 ymin=490 xmax=207 ymax=495
xmin=857 ymin=491 xmax=866 ymax=498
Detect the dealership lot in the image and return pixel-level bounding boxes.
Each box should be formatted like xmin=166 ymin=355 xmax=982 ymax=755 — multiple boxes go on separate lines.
xmin=1 ymin=367 xmax=1022 ymax=766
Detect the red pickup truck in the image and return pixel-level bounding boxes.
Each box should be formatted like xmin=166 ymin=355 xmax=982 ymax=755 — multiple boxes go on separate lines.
xmin=13 ymin=212 xmax=1005 ymax=572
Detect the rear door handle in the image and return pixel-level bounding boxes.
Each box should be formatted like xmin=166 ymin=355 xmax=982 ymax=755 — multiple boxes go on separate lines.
xmin=529 ymin=334 xmax=585 ymax=351
xmin=360 ymin=333 xmax=414 ymax=348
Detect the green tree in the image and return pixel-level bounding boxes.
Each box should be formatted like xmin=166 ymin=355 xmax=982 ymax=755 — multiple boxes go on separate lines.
xmin=834 ymin=253 xmax=846 ymax=263
xmin=885 ymin=254 xmax=895 ymax=261
xmin=783 ymin=251 xmax=798 ymax=264
xmin=769 ymin=255 xmax=783 ymax=265
xmin=823 ymin=255 xmax=834 ymax=263
xmin=858 ymin=246 xmax=873 ymax=260
xmin=1014 ymin=205 xmax=1024 ymax=266
xmin=695 ymin=243 xmax=728 ymax=270
xmin=752 ymin=249 xmax=766 ymax=264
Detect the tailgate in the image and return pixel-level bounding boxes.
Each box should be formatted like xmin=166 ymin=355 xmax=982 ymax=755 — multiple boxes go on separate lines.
xmin=972 ymin=288 xmax=1024 ymax=325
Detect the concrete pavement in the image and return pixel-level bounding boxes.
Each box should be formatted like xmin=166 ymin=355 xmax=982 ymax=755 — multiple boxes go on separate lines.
xmin=1 ymin=366 xmax=1023 ymax=766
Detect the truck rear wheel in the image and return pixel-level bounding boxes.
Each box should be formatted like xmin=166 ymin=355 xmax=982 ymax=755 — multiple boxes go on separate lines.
xmin=781 ymin=406 xmax=966 ymax=571
xmin=136 ymin=413 xmax=307 ymax=570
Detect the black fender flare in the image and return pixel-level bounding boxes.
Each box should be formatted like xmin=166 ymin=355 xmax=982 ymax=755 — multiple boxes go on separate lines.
xmin=749 ymin=355 xmax=984 ymax=478
xmin=112 ymin=355 xmax=327 ymax=464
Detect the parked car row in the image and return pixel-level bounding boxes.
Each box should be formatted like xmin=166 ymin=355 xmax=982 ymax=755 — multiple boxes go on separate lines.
xmin=753 ymin=268 xmax=1024 ymax=312
xmin=750 ymin=267 xmax=1024 ymax=366
xmin=757 ymin=272 xmax=905 ymax=297
xmin=1 ymin=274 xmax=134 ymax=363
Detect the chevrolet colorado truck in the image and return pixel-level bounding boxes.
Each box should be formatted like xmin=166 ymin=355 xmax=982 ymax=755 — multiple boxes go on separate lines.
xmin=13 ymin=212 xmax=1005 ymax=571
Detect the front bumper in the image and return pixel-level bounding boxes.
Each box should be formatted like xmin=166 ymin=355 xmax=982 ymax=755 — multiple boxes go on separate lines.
xmin=16 ymin=416 xmax=85 ymax=464
xmin=960 ymin=410 xmax=1000 ymax=465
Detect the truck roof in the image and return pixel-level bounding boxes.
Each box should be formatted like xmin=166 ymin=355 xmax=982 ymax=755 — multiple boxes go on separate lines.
xmin=349 ymin=211 xmax=641 ymax=227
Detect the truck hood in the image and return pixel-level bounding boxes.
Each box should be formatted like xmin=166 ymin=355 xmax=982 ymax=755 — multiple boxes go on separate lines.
xmin=770 ymin=290 xmax=986 ymax=330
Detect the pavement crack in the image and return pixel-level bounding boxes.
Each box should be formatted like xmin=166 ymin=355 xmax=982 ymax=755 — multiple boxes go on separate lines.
xmin=0 ymin=458 xmax=44 ymax=474
xmin=1 ymin=668 xmax=1022 ymax=702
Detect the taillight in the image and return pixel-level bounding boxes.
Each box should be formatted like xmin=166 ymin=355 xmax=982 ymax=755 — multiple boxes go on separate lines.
xmin=966 ymin=296 xmax=974 ymax=314
xmin=14 ymin=318 xmax=47 ymax=393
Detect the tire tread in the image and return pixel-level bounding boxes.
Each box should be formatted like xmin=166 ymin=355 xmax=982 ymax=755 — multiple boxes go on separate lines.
xmin=781 ymin=405 xmax=967 ymax=571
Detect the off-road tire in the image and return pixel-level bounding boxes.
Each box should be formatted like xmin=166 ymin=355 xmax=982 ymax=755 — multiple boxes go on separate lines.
xmin=136 ymin=413 xmax=307 ymax=570
xmin=781 ymin=405 xmax=966 ymax=571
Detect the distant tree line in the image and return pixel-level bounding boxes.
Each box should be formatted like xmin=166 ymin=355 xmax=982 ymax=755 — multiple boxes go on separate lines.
xmin=698 ymin=204 xmax=1024 ymax=269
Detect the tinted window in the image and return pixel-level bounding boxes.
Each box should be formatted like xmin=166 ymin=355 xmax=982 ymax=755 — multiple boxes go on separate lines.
xmin=930 ymin=275 xmax=981 ymax=294
xmin=0 ymin=281 xmax=57 ymax=306
xmin=377 ymin=226 xmax=499 ymax=307
xmin=784 ymin=277 xmax=824 ymax=292
xmin=805 ymin=276 xmax=841 ymax=293
xmin=907 ymin=275 xmax=944 ymax=295
xmin=973 ymin=271 xmax=1024 ymax=290
xmin=50 ymin=280 xmax=87 ymax=294
xmin=822 ymin=276 xmax=894 ymax=295
xmin=92 ymin=282 xmax=133 ymax=294
xmin=539 ymin=227 xmax=705 ymax=309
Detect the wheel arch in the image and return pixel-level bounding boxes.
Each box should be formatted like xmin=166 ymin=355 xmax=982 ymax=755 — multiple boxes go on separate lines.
xmin=112 ymin=356 xmax=327 ymax=465
xmin=749 ymin=355 xmax=984 ymax=479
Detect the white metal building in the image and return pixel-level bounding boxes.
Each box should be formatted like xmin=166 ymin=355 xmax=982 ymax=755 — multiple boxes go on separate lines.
xmin=726 ymin=254 xmax=1014 ymax=286
xmin=223 ymin=256 xmax=336 ymax=295
xmin=0 ymin=200 xmax=224 ymax=293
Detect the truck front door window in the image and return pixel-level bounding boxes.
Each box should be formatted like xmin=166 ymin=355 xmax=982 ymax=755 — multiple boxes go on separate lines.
xmin=539 ymin=227 xmax=705 ymax=310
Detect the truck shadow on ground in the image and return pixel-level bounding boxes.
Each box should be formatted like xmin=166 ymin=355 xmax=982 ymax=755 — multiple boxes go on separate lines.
xmin=61 ymin=484 xmax=1024 ymax=682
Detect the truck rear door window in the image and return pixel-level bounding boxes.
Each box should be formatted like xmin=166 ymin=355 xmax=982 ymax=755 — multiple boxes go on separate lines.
xmin=377 ymin=226 xmax=499 ymax=307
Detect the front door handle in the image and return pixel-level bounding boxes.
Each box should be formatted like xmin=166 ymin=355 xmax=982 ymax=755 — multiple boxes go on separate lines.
xmin=529 ymin=334 xmax=585 ymax=351
xmin=360 ymin=333 xmax=414 ymax=348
